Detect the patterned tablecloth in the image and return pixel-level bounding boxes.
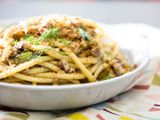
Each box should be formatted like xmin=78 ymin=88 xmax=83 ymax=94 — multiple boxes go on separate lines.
xmin=0 ymin=24 xmax=160 ymax=120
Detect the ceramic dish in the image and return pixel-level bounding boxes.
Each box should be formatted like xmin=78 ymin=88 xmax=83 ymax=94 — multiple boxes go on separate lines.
xmin=0 ymin=19 xmax=149 ymax=110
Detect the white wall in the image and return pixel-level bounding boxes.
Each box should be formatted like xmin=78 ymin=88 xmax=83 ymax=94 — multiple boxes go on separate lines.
xmin=0 ymin=1 xmax=160 ymax=28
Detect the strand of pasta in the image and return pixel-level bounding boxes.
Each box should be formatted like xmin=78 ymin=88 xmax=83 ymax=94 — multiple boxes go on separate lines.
xmin=34 ymin=72 xmax=85 ymax=80
xmin=94 ymin=63 xmax=109 ymax=79
xmin=2 ymin=78 xmax=33 ymax=84
xmin=32 ymin=82 xmax=37 ymax=85
xmin=13 ymin=73 xmax=55 ymax=83
xmin=53 ymin=79 xmax=80 ymax=84
xmin=67 ymin=79 xmax=80 ymax=84
xmin=1 ymin=77 xmax=22 ymax=83
xmin=91 ymin=61 xmax=102 ymax=74
xmin=56 ymin=79 xmax=68 ymax=84
xmin=0 ymin=63 xmax=9 ymax=72
xmin=111 ymin=42 xmax=120 ymax=57
xmin=26 ymin=67 xmax=50 ymax=74
xmin=38 ymin=62 xmax=63 ymax=73
xmin=0 ymin=56 xmax=53 ymax=79
xmin=79 ymin=57 xmax=97 ymax=64
xmin=95 ymin=38 xmax=108 ymax=62
xmin=67 ymin=50 xmax=95 ymax=82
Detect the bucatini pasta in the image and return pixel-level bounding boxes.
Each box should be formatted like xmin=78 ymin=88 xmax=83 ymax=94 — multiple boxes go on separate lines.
xmin=0 ymin=15 xmax=135 ymax=85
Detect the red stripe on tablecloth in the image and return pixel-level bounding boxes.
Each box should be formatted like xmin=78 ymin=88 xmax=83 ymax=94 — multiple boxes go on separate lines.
xmin=154 ymin=104 xmax=160 ymax=107
xmin=103 ymin=109 xmax=118 ymax=116
xmin=133 ymin=85 xmax=150 ymax=90
xmin=96 ymin=114 xmax=106 ymax=120
xmin=149 ymin=107 xmax=160 ymax=112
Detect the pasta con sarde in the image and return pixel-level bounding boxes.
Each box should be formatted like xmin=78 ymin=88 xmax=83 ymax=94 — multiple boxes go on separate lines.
xmin=0 ymin=15 xmax=135 ymax=85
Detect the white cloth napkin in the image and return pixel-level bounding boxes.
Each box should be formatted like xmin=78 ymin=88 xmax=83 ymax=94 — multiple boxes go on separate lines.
xmin=106 ymin=23 xmax=160 ymax=58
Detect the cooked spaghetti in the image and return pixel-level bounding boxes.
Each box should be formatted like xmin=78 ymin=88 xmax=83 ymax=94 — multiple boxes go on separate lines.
xmin=0 ymin=15 xmax=135 ymax=85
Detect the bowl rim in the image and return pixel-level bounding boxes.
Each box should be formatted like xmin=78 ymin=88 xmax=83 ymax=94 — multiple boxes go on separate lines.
xmin=0 ymin=18 xmax=150 ymax=90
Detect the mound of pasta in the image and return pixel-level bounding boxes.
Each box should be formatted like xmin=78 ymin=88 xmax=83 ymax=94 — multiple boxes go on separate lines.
xmin=0 ymin=15 xmax=135 ymax=85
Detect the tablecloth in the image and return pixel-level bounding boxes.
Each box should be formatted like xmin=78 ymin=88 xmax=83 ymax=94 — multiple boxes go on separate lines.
xmin=0 ymin=24 xmax=160 ymax=120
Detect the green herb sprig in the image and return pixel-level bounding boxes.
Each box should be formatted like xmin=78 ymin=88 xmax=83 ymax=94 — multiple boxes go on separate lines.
xmin=39 ymin=28 xmax=59 ymax=40
xmin=78 ymin=28 xmax=91 ymax=41
xmin=24 ymin=35 xmax=39 ymax=45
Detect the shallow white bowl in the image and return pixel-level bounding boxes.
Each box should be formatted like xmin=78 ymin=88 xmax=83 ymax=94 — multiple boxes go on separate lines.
xmin=0 ymin=20 xmax=149 ymax=110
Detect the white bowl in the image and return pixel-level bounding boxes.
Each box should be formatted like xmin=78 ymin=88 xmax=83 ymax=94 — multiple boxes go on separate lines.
xmin=0 ymin=20 xmax=149 ymax=110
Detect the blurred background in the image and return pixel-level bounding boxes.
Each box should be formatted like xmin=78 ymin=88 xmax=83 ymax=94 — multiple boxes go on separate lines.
xmin=0 ymin=0 xmax=160 ymax=27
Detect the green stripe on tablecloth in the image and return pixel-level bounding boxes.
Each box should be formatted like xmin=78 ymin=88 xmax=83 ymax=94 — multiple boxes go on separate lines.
xmin=152 ymin=74 xmax=160 ymax=86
